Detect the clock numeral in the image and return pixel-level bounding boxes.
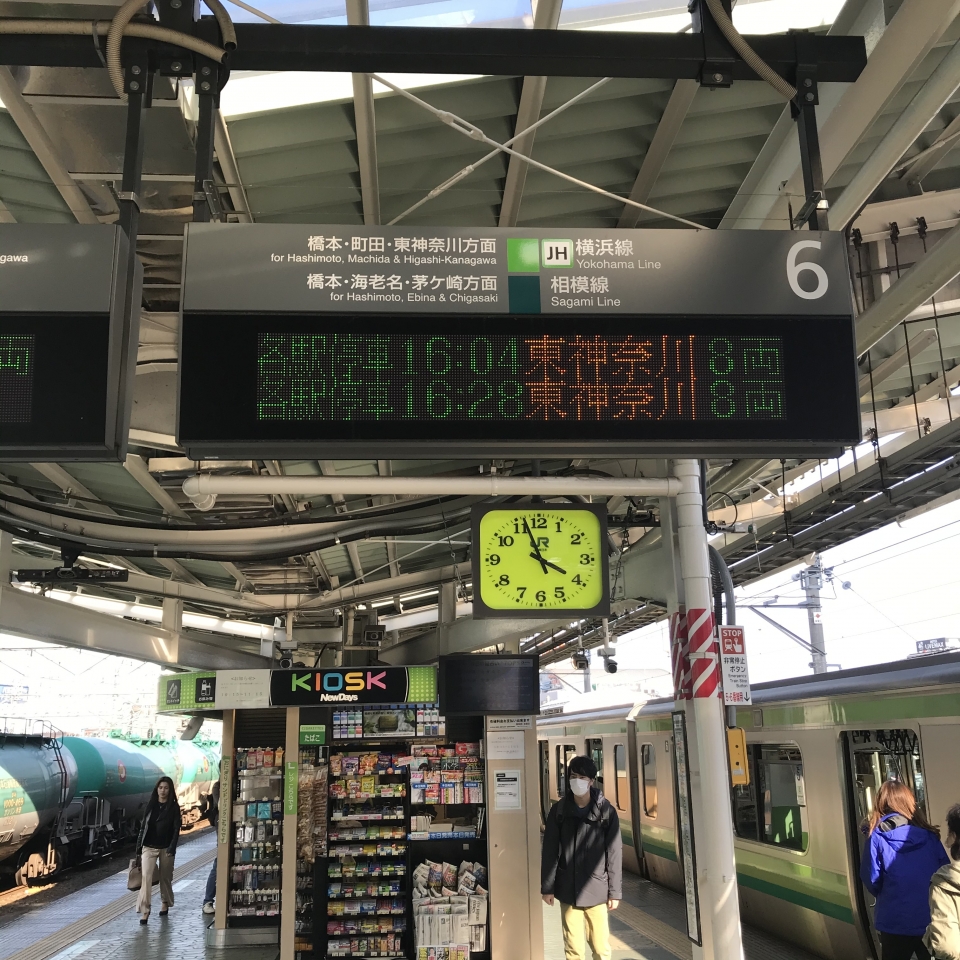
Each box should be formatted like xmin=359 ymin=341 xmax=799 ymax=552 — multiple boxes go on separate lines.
xmin=516 ymin=587 xmax=527 ymax=598
xmin=571 ymin=533 xmax=582 ymax=545
xmin=580 ymin=553 xmax=594 ymax=565
xmin=555 ymin=521 xmax=563 ymax=533
xmin=572 ymin=574 xmax=583 ymax=585
xmin=497 ymin=535 xmax=514 ymax=547
xmin=487 ymin=553 xmax=500 ymax=566
xmin=554 ymin=586 xmax=565 ymax=600
xmin=531 ymin=517 xmax=547 ymax=529
xmin=498 ymin=574 xmax=510 ymax=586
xmin=535 ymin=590 xmax=547 ymax=603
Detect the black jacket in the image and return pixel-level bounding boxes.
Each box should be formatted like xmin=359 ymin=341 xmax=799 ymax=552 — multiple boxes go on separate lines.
xmin=137 ymin=799 xmax=180 ymax=856
xmin=541 ymin=788 xmax=622 ymax=908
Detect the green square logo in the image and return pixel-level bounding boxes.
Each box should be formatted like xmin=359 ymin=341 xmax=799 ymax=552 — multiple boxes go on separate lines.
xmin=507 ymin=238 xmax=539 ymax=273
xmin=542 ymin=239 xmax=573 ymax=267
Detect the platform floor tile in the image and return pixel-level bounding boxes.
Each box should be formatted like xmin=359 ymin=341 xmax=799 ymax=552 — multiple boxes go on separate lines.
xmin=543 ymin=874 xmax=823 ymax=960
xmin=0 ymin=834 xmax=275 ymax=960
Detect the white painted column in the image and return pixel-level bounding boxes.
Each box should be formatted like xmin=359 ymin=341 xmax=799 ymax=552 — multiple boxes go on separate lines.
xmin=673 ymin=459 xmax=744 ymax=960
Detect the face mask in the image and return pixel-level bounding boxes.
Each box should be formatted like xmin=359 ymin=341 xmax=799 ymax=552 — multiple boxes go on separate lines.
xmin=570 ymin=778 xmax=591 ymax=797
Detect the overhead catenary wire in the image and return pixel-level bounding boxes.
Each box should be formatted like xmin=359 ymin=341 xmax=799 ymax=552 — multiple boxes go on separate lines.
xmin=369 ymin=72 xmax=706 ymax=230
xmin=388 ymin=76 xmax=613 ymax=225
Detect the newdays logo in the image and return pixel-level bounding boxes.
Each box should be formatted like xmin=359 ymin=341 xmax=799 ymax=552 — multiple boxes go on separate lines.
xmin=291 ymin=669 xmax=387 ymax=702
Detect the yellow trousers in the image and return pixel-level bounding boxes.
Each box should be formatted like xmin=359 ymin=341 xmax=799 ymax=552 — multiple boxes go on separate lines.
xmin=560 ymin=901 xmax=611 ymax=960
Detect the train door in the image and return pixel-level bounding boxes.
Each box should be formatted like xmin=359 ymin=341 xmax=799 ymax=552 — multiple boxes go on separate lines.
xmin=586 ymin=738 xmax=604 ymax=792
xmin=538 ymin=740 xmax=551 ymax=820
xmin=841 ymin=728 xmax=927 ymax=960
xmin=556 ymin=743 xmax=577 ymax=797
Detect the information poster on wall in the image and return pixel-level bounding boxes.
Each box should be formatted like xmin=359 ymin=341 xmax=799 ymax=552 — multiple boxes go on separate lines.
xmin=216 ymin=669 xmax=271 ymax=708
xmin=493 ymin=770 xmax=522 ymax=810
xmin=486 ymin=731 xmax=525 ymax=759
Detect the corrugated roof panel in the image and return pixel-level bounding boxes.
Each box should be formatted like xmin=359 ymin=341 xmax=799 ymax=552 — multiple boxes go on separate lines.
xmin=0 ymin=111 xmax=74 ymax=222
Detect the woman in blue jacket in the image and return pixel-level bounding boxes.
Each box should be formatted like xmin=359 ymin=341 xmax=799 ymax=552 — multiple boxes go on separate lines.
xmin=862 ymin=780 xmax=950 ymax=960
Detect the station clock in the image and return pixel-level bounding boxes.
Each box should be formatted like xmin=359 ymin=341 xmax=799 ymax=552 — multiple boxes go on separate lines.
xmin=471 ymin=503 xmax=610 ymax=618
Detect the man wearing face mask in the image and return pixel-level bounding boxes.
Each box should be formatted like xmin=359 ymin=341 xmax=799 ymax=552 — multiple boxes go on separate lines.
xmin=541 ymin=755 xmax=622 ymax=960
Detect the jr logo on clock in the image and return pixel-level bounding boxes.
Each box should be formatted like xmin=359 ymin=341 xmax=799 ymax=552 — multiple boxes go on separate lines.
xmin=471 ymin=504 xmax=610 ymax=618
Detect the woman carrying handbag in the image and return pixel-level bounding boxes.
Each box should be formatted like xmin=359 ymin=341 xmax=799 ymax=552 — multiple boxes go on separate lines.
xmin=135 ymin=776 xmax=181 ymax=925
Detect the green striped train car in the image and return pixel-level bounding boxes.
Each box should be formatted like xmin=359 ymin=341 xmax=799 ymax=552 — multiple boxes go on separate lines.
xmin=537 ymin=652 xmax=960 ymax=960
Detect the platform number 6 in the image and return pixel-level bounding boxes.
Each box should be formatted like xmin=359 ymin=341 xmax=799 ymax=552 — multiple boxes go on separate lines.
xmin=787 ymin=240 xmax=829 ymax=300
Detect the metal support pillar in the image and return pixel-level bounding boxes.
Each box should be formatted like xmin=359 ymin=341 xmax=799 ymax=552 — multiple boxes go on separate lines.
xmin=193 ymin=64 xmax=220 ymax=223
xmin=793 ymin=67 xmax=828 ymax=231
xmin=673 ymin=459 xmax=744 ymax=960
xmin=800 ymin=555 xmax=827 ymax=674
xmin=114 ymin=64 xmax=148 ymax=460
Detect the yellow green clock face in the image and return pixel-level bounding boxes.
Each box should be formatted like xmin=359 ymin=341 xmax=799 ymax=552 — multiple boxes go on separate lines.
xmin=473 ymin=507 xmax=609 ymax=615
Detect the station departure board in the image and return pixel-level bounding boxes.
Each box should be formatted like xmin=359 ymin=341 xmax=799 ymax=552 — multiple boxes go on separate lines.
xmin=0 ymin=225 xmax=136 ymax=461
xmin=178 ymin=313 xmax=859 ymax=457
xmin=438 ymin=654 xmax=540 ymax=716
xmin=179 ymin=225 xmax=860 ymax=457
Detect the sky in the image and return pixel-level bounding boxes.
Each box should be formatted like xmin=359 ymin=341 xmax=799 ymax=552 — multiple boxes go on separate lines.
xmin=611 ymin=491 xmax=960 ymax=688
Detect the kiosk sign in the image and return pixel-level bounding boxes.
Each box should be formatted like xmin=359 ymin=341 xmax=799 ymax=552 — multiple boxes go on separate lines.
xmin=719 ymin=626 xmax=751 ymax=706
xmin=271 ymin=666 xmax=437 ymax=706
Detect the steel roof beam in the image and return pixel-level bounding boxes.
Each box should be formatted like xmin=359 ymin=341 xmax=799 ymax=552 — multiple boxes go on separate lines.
xmin=498 ymin=0 xmax=563 ymax=228
xmin=214 ymin=109 xmax=252 ymax=223
xmin=0 ymin=66 xmax=98 ymax=224
xmin=346 ymin=0 xmax=381 ymax=226
xmin=618 ymin=78 xmax=698 ymax=229
xmin=900 ymin=112 xmax=960 ymax=187
xmin=722 ymin=0 xmax=958 ymax=230
xmin=857 ymin=219 xmax=960 ymax=356
xmin=3 ymin=24 xmax=866 ymax=82
xmin=831 ymin=36 xmax=960 ymax=229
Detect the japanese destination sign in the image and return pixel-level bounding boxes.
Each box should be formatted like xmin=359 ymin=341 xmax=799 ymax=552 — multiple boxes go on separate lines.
xmin=178 ymin=224 xmax=859 ymax=459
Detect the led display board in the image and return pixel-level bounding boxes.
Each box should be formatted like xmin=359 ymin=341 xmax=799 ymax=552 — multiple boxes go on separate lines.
xmin=0 ymin=224 xmax=139 ymax=460
xmin=438 ymin=654 xmax=540 ymax=716
xmin=179 ymin=225 xmax=859 ymax=458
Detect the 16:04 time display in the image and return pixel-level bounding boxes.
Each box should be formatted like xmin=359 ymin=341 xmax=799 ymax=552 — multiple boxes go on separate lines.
xmin=472 ymin=506 xmax=610 ymax=617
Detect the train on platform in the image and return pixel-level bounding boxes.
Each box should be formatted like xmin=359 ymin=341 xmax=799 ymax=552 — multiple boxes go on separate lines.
xmin=537 ymin=652 xmax=960 ymax=960
xmin=0 ymin=725 xmax=220 ymax=886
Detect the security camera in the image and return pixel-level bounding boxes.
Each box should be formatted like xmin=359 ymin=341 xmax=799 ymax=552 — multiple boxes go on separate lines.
xmin=279 ymin=656 xmax=293 ymax=669
xmin=572 ymin=650 xmax=589 ymax=671
xmin=604 ymin=658 xmax=618 ymax=675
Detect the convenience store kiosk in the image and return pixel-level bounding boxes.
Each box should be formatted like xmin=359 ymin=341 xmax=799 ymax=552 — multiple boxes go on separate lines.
xmin=160 ymin=662 xmax=543 ymax=960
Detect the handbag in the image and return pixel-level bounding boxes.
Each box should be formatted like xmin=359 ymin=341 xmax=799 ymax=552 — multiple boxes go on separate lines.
xmin=127 ymin=856 xmax=142 ymax=891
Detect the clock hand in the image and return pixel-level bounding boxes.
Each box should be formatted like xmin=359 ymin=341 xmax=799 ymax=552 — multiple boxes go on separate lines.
xmin=522 ymin=518 xmax=549 ymax=574
xmin=529 ymin=553 xmax=567 ymax=575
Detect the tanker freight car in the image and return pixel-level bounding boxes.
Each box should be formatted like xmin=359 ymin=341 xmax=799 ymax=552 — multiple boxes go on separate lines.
xmin=1 ymin=731 xmax=220 ymax=885
xmin=0 ymin=723 xmax=77 ymax=885
xmin=109 ymin=734 xmax=219 ymax=824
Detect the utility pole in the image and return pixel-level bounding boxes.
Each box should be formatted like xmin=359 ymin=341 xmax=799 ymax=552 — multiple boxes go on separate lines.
xmin=800 ymin=555 xmax=827 ymax=674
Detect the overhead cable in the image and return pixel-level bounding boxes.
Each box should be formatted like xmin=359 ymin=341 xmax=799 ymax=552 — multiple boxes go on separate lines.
xmin=369 ymin=72 xmax=706 ymax=230
xmin=703 ymin=0 xmax=797 ymax=100
xmin=388 ymin=76 xmax=613 ymax=225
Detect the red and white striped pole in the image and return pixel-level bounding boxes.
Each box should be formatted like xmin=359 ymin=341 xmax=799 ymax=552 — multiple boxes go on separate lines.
xmin=674 ymin=459 xmax=744 ymax=960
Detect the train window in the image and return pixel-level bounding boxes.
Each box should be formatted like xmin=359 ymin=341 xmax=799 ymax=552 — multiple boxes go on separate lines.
xmin=641 ymin=743 xmax=658 ymax=818
xmin=733 ymin=744 xmax=807 ymax=852
xmin=557 ymin=743 xmax=577 ymax=795
xmin=848 ymin=728 xmax=928 ymax=826
xmin=614 ymin=744 xmax=627 ymax=809
xmin=586 ymin=738 xmax=604 ymax=789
